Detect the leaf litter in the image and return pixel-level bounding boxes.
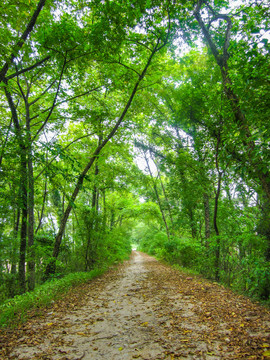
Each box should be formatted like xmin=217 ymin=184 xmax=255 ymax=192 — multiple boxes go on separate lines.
xmin=0 ymin=251 xmax=270 ymax=359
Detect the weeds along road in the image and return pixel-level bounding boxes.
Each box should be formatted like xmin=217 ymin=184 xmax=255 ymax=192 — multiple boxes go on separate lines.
xmin=2 ymin=251 xmax=270 ymax=359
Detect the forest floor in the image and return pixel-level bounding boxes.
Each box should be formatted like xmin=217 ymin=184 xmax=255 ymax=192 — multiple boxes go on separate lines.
xmin=1 ymin=251 xmax=270 ymax=360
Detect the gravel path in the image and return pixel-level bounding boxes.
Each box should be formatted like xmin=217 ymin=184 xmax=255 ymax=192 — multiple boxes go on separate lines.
xmin=3 ymin=251 xmax=270 ymax=359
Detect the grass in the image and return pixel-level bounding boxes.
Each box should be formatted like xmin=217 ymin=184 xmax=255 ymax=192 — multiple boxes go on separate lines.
xmin=0 ymin=268 xmax=105 ymax=329
xmin=171 ymin=263 xmax=201 ymax=276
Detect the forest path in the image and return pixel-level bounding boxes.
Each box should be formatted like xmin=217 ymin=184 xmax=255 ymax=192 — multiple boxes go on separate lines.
xmin=3 ymin=251 xmax=270 ymax=360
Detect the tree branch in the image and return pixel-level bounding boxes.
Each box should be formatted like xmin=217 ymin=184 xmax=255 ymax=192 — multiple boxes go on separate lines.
xmin=35 ymin=132 xmax=95 ymax=180
xmin=32 ymin=56 xmax=67 ymax=142
xmin=194 ymin=1 xmax=222 ymax=65
xmin=29 ymin=87 xmax=102 ymax=122
xmin=29 ymin=80 xmax=57 ymax=107
xmin=0 ymin=118 xmax=12 ymax=168
xmin=110 ymin=59 xmax=141 ymax=77
xmin=6 ymin=56 xmax=51 ymax=80
xmin=0 ymin=0 xmax=47 ymax=83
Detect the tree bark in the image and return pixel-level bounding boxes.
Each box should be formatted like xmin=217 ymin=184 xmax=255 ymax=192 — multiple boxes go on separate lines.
xmin=4 ymin=81 xmax=28 ymax=294
xmin=188 ymin=207 xmax=197 ymax=239
xmin=18 ymin=77 xmax=36 ymax=291
xmin=0 ymin=118 xmax=12 ymax=168
xmin=26 ymin=110 xmax=35 ymax=291
xmin=85 ymin=160 xmax=99 ymax=271
xmin=203 ymin=193 xmax=211 ymax=241
xmin=18 ymin=154 xmax=28 ymax=294
xmin=213 ymin=135 xmax=222 ymax=281
xmin=36 ymin=177 xmax=47 ymax=234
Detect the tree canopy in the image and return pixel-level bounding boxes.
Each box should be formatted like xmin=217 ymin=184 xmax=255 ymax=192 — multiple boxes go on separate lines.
xmin=0 ymin=0 xmax=269 ymax=303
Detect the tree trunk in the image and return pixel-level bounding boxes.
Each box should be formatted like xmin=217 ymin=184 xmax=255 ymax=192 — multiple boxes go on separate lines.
xmin=203 ymin=193 xmax=211 ymax=241
xmin=27 ymin=149 xmax=35 ymax=290
xmin=35 ymin=177 xmax=47 ymax=234
xmin=188 ymin=207 xmax=197 ymax=239
xmin=257 ymin=196 xmax=270 ymax=261
xmin=18 ymin=153 xmax=28 ymax=294
xmin=5 ymin=82 xmax=28 ymax=294
xmin=144 ymin=150 xmax=170 ymax=241
xmin=8 ymin=206 xmax=20 ymax=297
xmin=214 ymin=172 xmax=222 ymax=281
xmin=0 ymin=0 xmax=47 ymax=83
xmin=26 ymin=102 xmax=35 ymax=291
xmin=194 ymin=1 xmax=270 ymax=203
xmin=102 ymin=189 xmax=107 ymax=232
xmin=151 ymin=154 xmax=174 ymax=226
xmin=85 ymin=162 xmax=99 ymax=271
xmin=213 ymin=133 xmax=222 ymax=281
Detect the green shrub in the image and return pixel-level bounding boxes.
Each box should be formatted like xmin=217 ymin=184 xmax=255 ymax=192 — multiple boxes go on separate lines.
xmin=0 ymin=269 xmax=104 ymax=328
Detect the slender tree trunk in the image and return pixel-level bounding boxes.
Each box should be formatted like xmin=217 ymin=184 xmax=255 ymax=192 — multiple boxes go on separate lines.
xmin=144 ymin=150 xmax=170 ymax=241
xmin=188 ymin=207 xmax=197 ymax=239
xmin=8 ymin=206 xmax=20 ymax=297
xmin=27 ymin=149 xmax=35 ymax=290
xmin=213 ymin=134 xmax=222 ymax=281
xmin=214 ymin=175 xmax=222 ymax=237
xmin=36 ymin=177 xmax=47 ymax=234
xmin=26 ymin=102 xmax=35 ymax=291
xmin=0 ymin=118 xmax=12 ymax=168
xmin=203 ymin=193 xmax=211 ymax=241
xmin=194 ymin=1 xmax=270 ymax=203
xmin=102 ymin=189 xmax=107 ymax=232
xmin=110 ymin=210 xmax=115 ymax=231
xmin=18 ymin=153 xmax=28 ymax=294
xmin=151 ymin=154 xmax=174 ymax=226
xmin=85 ymin=162 xmax=99 ymax=271
xmin=4 ymin=82 xmax=28 ymax=294
xmin=214 ymin=172 xmax=222 ymax=281
xmin=257 ymin=196 xmax=270 ymax=261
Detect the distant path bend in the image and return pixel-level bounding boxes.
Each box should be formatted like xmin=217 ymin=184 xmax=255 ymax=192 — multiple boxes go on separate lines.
xmin=7 ymin=251 xmax=270 ymax=359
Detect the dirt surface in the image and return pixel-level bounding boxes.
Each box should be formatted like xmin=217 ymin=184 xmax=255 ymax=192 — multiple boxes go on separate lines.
xmin=1 ymin=251 xmax=270 ymax=359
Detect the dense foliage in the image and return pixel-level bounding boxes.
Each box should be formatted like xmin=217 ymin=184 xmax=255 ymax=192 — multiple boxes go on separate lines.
xmin=0 ymin=0 xmax=269 ymax=305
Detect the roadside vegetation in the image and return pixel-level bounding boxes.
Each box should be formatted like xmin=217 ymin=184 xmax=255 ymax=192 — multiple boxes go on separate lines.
xmin=0 ymin=0 xmax=269 ymax=311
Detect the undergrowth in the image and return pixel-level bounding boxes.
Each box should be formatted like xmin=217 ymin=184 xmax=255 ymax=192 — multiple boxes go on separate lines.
xmin=137 ymin=226 xmax=270 ymax=304
xmin=0 ymin=269 xmax=104 ymax=329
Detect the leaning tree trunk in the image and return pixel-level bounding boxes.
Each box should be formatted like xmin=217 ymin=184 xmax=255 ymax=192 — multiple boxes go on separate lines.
xmin=44 ymin=38 xmax=168 ymax=279
xmin=151 ymin=153 xmax=174 ymax=227
xmin=194 ymin=0 xmax=270 ymax=267
xmin=194 ymin=1 xmax=270 ymax=202
xmin=144 ymin=150 xmax=170 ymax=241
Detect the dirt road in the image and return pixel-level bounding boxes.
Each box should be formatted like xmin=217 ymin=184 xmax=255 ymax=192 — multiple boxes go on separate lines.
xmin=2 ymin=251 xmax=270 ymax=359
